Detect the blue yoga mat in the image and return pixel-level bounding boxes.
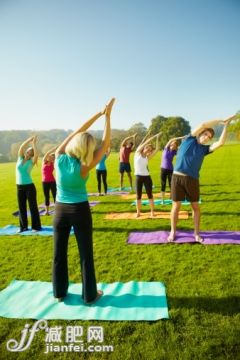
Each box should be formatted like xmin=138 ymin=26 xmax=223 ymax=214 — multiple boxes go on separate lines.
xmin=108 ymin=186 xmax=132 ymax=192
xmin=131 ymin=199 xmax=202 ymax=206
xmin=0 ymin=225 xmax=74 ymax=236
xmin=0 ymin=280 xmax=169 ymax=321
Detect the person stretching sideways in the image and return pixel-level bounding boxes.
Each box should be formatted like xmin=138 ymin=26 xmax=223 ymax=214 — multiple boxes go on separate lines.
xmin=16 ymin=136 xmax=42 ymax=232
xmin=160 ymin=136 xmax=185 ymax=202
xmin=53 ymin=98 xmax=115 ymax=304
xmin=96 ymin=147 xmax=111 ymax=196
xmin=167 ymin=114 xmax=237 ymax=243
xmin=119 ymin=133 xmax=137 ymax=190
xmin=134 ymin=132 xmax=161 ymax=218
xmin=42 ymin=146 xmax=57 ymax=215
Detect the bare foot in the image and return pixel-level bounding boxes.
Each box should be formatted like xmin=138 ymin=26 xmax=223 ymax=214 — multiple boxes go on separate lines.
xmin=150 ymin=212 xmax=155 ymax=218
xmin=167 ymin=232 xmax=175 ymax=242
xmin=85 ymin=290 xmax=103 ymax=305
xmin=136 ymin=212 xmax=140 ymax=218
xmin=195 ymin=234 xmax=203 ymax=243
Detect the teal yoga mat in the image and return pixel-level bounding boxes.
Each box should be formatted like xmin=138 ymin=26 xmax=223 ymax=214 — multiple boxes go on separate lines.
xmin=0 ymin=280 xmax=169 ymax=321
xmin=131 ymin=199 xmax=202 ymax=206
xmin=0 ymin=225 xmax=74 ymax=236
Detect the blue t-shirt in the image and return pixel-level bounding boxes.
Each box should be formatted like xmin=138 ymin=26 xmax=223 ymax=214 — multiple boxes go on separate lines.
xmin=16 ymin=156 xmax=34 ymax=185
xmin=96 ymin=154 xmax=107 ymax=171
xmin=55 ymin=154 xmax=88 ymax=203
xmin=174 ymin=136 xmax=211 ymax=179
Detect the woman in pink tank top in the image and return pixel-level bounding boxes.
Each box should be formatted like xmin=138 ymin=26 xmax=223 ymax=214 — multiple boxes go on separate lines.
xmin=42 ymin=147 xmax=57 ymax=215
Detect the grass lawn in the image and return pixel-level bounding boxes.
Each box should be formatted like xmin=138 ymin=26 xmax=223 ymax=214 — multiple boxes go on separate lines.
xmin=0 ymin=144 xmax=240 ymax=360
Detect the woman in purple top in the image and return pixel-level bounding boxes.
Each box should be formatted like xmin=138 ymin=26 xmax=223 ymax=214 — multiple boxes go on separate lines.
xmin=160 ymin=136 xmax=185 ymax=201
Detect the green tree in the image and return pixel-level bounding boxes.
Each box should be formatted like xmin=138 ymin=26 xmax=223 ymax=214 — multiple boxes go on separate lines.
xmin=149 ymin=115 xmax=190 ymax=148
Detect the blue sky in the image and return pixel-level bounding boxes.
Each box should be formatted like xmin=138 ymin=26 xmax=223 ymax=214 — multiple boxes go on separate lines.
xmin=0 ymin=0 xmax=239 ymax=131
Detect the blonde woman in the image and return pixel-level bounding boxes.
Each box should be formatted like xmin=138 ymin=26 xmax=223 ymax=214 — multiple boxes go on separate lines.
xmin=53 ymin=98 xmax=115 ymax=304
xmin=16 ymin=136 xmax=41 ymax=232
xmin=134 ymin=133 xmax=161 ymax=218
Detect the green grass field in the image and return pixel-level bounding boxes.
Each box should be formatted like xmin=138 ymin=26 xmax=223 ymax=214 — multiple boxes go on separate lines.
xmin=0 ymin=145 xmax=240 ymax=360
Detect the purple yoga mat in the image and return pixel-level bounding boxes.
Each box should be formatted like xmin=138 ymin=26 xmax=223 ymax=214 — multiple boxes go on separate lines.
xmin=88 ymin=191 xmax=129 ymax=196
xmin=127 ymin=230 xmax=240 ymax=245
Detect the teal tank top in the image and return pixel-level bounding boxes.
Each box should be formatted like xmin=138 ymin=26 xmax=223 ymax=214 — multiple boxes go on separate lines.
xmin=16 ymin=157 xmax=34 ymax=185
xmin=55 ymin=154 xmax=88 ymax=203
xmin=96 ymin=154 xmax=107 ymax=170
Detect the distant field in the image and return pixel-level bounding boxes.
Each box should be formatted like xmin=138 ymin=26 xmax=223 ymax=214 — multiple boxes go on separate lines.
xmin=0 ymin=144 xmax=240 ymax=360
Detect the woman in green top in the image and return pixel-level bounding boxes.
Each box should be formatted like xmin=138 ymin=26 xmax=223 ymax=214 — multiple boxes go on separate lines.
xmin=53 ymin=98 xmax=115 ymax=304
xmin=16 ymin=136 xmax=42 ymax=232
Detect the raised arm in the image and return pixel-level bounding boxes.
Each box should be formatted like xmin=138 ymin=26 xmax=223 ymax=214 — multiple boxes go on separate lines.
xmin=31 ymin=136 xmax=39 ymax=165
xmin=136 ymin=132 xmax=161 ymax=153
xmin=83 ymin=98 xmax=115 ymax=172
xmin=191 ymin=114 xmax=236 ymax=137
xmin=148 ymin=133 xmax=161 ymax=160
xmin=106 ymin=146 xmax=111 ymax=157
xmin=130 ymin=133 xmax=137 ymax=150
xmin=43 ymin=146 xmax=58 ymax=163
xmin=55 ymin=108 xmax=107 ymax=156
xmin=209 ymin=116 xmax=235 ymax=152
xmin=138 ymin=129 xmax=151 ymax=147
xmin=120 ymin=134 xmax=136 ymax=148
xmin=165 ymin=136 xmax=186 ymax=148
xmin=18 ymin=136 xmax=34 ymax=157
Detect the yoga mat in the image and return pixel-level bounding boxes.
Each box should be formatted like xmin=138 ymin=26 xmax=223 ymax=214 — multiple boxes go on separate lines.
xmin=12 ymin=201 xmax=100 ymax=217
xmin=107 ymin=186 xmax=154 ymax=193
xmin=127 ymin=230 xmax=240 ymax=245
xmin=131 ymin=199 xmax=172 ymax=206
xmin=0 ymin=280 xmax=169 ymax=321
xmin=39 ymin=202 xmax=55 ymax=208
xmin=121 ymin=192 xmax=171 ymax=200
xmin=105 ymin=211 xmax=188 ymax=220
xmin=12 ymin=209 xmax=54 ymax=217
xmin=88 ymin=191 xmax=129 ymax=196
xmin=0 ymin=225 xmax=74 ymax=236
xmin=39 ymin=201 xmax=100 ymax=207
xmin=131 ymin=199 xmax=202 ymax=206
xmin=108 ymin=186 xmax=132 ymax=192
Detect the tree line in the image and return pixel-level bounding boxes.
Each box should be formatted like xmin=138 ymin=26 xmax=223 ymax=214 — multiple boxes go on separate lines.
xmin=0 ymin=115 xmax=239 ymax=162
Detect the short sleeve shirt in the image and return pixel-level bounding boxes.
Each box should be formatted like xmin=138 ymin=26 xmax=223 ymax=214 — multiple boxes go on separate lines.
xmin=161 ymin=147 xmax=177 ymax=171
xmin=119 ymin=146 xmax=132 ymax=163
xmin=174 ymin=135 xmax=210 ymax=179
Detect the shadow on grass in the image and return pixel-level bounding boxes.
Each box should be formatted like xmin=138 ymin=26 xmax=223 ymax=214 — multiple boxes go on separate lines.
xmin=202 ymin=211 xmax=240 ymax=216
xmin=201 ymin=191 xmax=240 ymax=196
xmin=94 ymin=226 xmax=170 ymax=233
xmin=64 ymin=293 xmax=167 ymax=308
xmin=168 ymin=296 xmax=240 ymax=315
xmin=205 ymin=198 xmax=240 ymax=203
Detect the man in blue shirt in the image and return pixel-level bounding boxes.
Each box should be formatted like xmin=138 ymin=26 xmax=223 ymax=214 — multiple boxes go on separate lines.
xmin=168 ymin=114 xmax=236 ymax=243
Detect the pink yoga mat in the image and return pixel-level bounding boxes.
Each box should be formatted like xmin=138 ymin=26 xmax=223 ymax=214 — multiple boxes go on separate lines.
xmin=127 ymin=231 xmax=240 ymax=245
